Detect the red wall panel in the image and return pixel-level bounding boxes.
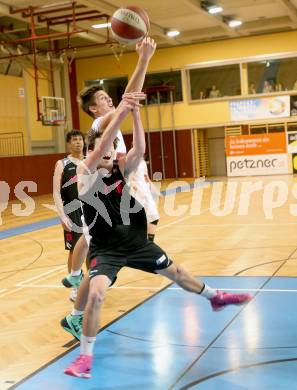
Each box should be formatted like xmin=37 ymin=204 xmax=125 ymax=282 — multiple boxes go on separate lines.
xmin=0 ymin=153 xmax=66 ymax=200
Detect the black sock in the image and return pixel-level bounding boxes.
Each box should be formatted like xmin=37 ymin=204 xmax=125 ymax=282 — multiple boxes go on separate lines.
xmin=148 ymin=234 xmax=155 ymax=242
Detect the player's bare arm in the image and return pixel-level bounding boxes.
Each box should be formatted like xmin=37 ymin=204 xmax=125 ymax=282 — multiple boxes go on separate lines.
xmin=122 ymin=106 xmax=146 ymax=177
xmin=77 ymin=93 xmax=145 ymax=191
xmin=125 ymin=37 xmax=156 ymax=94
xmin=53 ymin=160 xmax=72 ymax=231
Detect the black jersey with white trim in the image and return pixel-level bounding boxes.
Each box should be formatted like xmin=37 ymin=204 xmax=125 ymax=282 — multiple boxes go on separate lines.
xmin=60 ymin=157 xmax=79 ymax=205
xmin=80 ymin=162 xmax=147 ymax=252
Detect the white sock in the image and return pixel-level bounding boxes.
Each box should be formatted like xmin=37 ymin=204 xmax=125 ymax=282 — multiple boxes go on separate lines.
xmin=71 ymin=308 xmax=83 ymax=316
xmin=81 ymin=334 xmax=96 ymax=356
xmin=71 ymin=269 xmax=81 ymax=276
xmin=199 ymin=283 xmax=216 ymax=299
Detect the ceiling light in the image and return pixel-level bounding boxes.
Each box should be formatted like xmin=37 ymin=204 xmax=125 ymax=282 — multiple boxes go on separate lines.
xmin=201 ymin=1 xmax=223 ymax=14
xmin=166 ymin=29 xmax=180 ymax=37
xmin=91 ymin=22 xmax=111 ymax=29
xmin=208 ymin=6 xmax=223 ymax=14
xmin=228 ymin=20 xmax=242 ymax=28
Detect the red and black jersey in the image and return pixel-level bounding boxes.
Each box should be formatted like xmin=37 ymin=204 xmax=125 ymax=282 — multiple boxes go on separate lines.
xmin=60 ymin=157 xmax=83 ymax=228
xmin=80 ymin=162 xmax=147 ymax=253
xmin=60 ymin=157 xmax=80 ymax=205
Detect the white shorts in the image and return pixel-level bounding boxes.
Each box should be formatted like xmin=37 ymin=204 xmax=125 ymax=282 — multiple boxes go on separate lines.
xmin=81 ymin=214 xmax=91 ymax=246
xmin=130 ymin=182 xmax=160 ymax=223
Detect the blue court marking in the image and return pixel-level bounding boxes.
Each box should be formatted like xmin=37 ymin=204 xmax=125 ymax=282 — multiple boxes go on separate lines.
xmin=0 ymin=180 xmax=212 ymax=241
xmin=0 ymin=218 xmax=60 ymax=240
xmin=13 ymin=275 xmax=297 ymax=390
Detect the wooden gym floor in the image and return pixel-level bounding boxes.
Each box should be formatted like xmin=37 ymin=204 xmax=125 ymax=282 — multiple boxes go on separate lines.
xmin=1 ymin=175 xmax=297 ymax=389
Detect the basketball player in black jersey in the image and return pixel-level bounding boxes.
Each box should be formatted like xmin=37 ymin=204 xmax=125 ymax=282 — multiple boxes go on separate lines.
xmin=53 ymin=129 xmax=85 ymax=301
xmin=64 ymin=93 xmax=252 ymax=379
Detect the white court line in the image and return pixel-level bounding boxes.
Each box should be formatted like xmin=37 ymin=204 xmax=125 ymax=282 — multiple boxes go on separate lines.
xmin=168 ymin=223 xmax=297 ymax=227
xmin=0 ymin=266 xmax=66 ymax=298
xmin=14 ymin=284 xmax=64 ymax=288
xmin=0 ymin=289 xmax=8 ymax=293
xmin=12 ymin=284 xmax=297 ymax=293
xmin=15 ymin=265 xmax=65 ymax=287
xmin=0 ymin=286 xmax=27 ymax=298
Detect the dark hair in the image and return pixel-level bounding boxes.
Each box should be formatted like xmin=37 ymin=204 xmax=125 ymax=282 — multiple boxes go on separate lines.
xmin=65 ymin=129 xmax=84 ymax=143
xmin=87 ymin=129 xmax=118 ymax=151
xmin=78 ymin=85 xmax=104 ymax=118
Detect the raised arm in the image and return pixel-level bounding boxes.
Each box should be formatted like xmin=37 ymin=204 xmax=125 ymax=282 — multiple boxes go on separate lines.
xmin=123 ymin=106 xmax=146 ymax=176
xmin=78 ymin=93 xmax=145 ymax=186
xmin=124 ymin=37 xmax=156 ymax=93
xmin=98 ymin=38 xmax=156 ymax=131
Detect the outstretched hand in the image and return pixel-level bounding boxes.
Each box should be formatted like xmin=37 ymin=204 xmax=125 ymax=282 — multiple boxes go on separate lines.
xmin=136 ymin=37 xmax=156 ymax=61
xmin=120 ymin=92 xmax=146 ymax=113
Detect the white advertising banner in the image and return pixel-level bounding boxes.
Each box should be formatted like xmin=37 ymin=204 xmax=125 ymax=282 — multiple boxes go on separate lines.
xmin=229 ymin=96 xmax=290 ymax=121
xmin=227 ymin=153 xmax=289 ymax=177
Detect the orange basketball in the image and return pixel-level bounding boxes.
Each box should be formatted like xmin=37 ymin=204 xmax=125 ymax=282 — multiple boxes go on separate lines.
xmin=111 ymin=6 xmax=150 ymax=45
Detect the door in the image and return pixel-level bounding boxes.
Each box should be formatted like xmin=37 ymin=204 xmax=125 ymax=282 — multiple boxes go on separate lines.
xmin=162 ymin=131 xmax=176 ymax=178
xmin=208 ymin=137 xmax=226 ymax=176
xmin=149 ymin=132 xmax=163 ymax=177
xmin=176 ymin=130 xmax=194 ymax=177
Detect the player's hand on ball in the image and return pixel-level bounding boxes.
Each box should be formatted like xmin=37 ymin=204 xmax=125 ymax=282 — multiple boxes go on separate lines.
xmin=136 ymin=37 xmax=156 ymax=60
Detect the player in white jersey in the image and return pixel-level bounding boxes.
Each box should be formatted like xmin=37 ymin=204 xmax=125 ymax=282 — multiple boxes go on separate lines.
xmin=61 ymin=37 xmax=157 ymax=331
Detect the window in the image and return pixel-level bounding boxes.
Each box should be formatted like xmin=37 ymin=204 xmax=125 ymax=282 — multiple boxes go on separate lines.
xmin=249 ymin=125 xmax=267 ymax=134
xmin=189 ymin=64 xmax=241 ymax=100
xmin=291 ymin=95 xmax=297 ymax=117
xmin=143 ymin=70 xmax=182 ymax=104
xmin=247 ymin=57 xmax=297 ymax=95
xmin=268 ymin=124 xmax=285 ymax=133
xmin=85 ymin=76 xmax=128 ymax=107
xmin=288 ymin=122 xmax=297 ymax=132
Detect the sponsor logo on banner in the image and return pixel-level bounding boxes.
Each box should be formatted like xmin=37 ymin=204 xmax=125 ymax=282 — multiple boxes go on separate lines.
xmin=229 ymin=96 xmax=290 ymax=121
xmin=287 ymin=132 xmax=297 ymax=154
xmin=226 ymin=133 xmax=287 ymax=157
xmin=227 ymin=153 xmax=289 ymax=177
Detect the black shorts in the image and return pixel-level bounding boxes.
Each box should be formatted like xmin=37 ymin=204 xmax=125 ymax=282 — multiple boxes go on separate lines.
xmin=64 ymin=230 xmax=82 ymax=251
xmin=63 ymin=209 xmax=83 ymax=251
xmin=88 ymin=241 xmax=173 ymax=285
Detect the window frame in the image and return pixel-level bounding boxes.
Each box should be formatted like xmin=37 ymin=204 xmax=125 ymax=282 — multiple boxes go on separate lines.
xmin=143 ymin=68 xmax=183 ymax=105
xmin=186 ymin=50 xmax=297 ymax=103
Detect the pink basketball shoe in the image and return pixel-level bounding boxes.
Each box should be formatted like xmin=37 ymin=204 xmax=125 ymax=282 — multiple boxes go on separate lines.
xmin=210 ymin=290 xmax=252 ymax=311
xmin=64 ymin=354 xmax=93 ymax=379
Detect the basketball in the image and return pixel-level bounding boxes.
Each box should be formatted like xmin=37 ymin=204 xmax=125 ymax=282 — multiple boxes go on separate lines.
xmin=110 ymin=6 xmax=150 ymax=45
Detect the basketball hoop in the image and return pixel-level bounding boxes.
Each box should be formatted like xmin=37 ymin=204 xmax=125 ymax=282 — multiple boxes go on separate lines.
xmin=41 ymin=118 xmax=66 ymax=126
xmin=41 ymin=96 xmax=66 ymax=126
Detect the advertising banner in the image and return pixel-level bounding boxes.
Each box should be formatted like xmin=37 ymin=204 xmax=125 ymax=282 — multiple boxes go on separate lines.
xmin=226 ymin=133 xmax=287 ymax=157
xmin=287 ymin=131 xmax=297 ymax=154
xmin=226 ymin=153 xmax=289 ymax=177
xmin=229 ymin=96 xmax=290 ymax=121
